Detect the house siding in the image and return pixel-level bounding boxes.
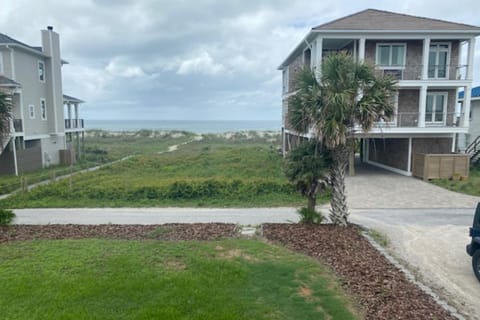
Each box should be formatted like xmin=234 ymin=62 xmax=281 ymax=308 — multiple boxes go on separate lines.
xmin=287 ymin=54 xmax=304 ymax=94
xmin=368 ymin=138 xmax=409 ymax=171
xmin=412 ymin=138 xmax=452 ymax=155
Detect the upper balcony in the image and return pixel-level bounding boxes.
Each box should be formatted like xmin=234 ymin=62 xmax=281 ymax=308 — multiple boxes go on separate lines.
xmin=65 ymin=119 xmax=84 ymax=131
xmin=375 ymin=64 xmax=469 ymax=82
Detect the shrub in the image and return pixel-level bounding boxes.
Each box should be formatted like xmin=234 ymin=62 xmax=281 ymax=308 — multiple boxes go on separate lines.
xmin=0 ymin=209 xmax=15 ymax=225
xmin=297 ymin=207 xmax=323 ymax=224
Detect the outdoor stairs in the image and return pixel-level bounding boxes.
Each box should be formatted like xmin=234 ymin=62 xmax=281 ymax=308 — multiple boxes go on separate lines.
xmin=466 ymin=136 xmax=480 ymax=167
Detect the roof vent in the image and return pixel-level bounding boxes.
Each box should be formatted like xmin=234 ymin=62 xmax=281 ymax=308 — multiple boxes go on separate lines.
xmin=47 ymin=26 xmax=53 ymax=31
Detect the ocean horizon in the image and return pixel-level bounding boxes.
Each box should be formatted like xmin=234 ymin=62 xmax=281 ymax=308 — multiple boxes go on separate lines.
xmin=85 ymin=120 xmax=281 ymax=133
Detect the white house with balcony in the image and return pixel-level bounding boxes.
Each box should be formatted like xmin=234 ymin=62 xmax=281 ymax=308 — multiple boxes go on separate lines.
xmin=279 ymin=9 xmax=480 ymax=176
xmin=0 ymin=27 xmax=85 ymax=176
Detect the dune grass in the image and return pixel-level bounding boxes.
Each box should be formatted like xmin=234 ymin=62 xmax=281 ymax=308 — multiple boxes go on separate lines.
xmin=1 ymin=134 xmax=317 ymax=208
xmin=0 ymin=130 xmax=194 ymax=196
xmin=0 ymin=239 xmax=360 ymax=320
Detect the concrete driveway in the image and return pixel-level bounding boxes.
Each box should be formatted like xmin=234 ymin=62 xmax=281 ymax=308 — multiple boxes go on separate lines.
xmin=345 ymin=163 xmax=480 ymax=320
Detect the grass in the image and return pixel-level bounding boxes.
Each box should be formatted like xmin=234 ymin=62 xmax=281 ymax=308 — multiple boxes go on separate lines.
xmin=366 ymin=229 xmax=389 ymax=247
xmin=1 ymin=134 xmax=316 ymax=208
xmin=0 ymin=130 xmax=194 ymax=196
xmin=0 ymin=239 xmax=361 ymax=319
xmin=430 ymin=167 xmax=480 ymax=196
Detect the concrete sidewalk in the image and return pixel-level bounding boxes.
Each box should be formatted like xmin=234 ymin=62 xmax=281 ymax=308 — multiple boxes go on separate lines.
xmin=12 ymin=207 xmax=299 ymax=225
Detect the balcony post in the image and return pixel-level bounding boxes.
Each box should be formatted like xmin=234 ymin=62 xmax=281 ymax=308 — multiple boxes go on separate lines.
xmin=422 ymin=37 xmax=431 ymax=80
xmin=67 ymin=103 xmax=72 ymax=120
xmin=467 ymin=37 xmax=476 ymax=80
xmin=358 ymin=37 xmax=366 ymax=62
xmin=314 ymin=37 xmax=323 ymax=81
xmin=462 ymin=85 xmax=472 ymax=128
xmin=418 ymin=85 xmax=427 ymax=127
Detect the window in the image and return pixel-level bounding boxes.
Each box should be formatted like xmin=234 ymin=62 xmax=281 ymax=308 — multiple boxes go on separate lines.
xmin=282 ymin=68 xmax=289 ymax=94
xmin=376 ymin=44 xmax=406 ymax=68
xmin=428 ymin=43 xmax=449 ymax=79
xmin=38 ymin=61 xmax=45 ymax=82
xmin=28 ymin=105 xmax=36 ymax=119
xmin=40 ymin=99 xmax=47 ymax=120
xmin=303 ymin=48 xmax=311 ymax=70
xmin=425 ymin=92 xmax=447 ymax=124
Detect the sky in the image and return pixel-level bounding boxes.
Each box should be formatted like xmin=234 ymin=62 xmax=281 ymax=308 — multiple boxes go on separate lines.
xmin=1 ymin=0 xmax=480 ymax=121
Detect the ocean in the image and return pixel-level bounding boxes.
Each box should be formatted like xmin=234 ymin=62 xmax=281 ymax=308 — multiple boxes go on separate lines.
xmin=85 ymin=120 xmax=281 ymax=133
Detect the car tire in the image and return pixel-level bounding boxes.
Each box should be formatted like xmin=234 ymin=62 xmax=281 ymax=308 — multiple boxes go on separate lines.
xmin=473 ymin=250 xmax=480 ymax=282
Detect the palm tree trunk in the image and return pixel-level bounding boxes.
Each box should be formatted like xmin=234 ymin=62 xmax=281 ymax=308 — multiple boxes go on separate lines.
xmin=329 ymin=144 xmax=349 ymax=226
xmin=307 ymin=179 xmax=318 ymax=211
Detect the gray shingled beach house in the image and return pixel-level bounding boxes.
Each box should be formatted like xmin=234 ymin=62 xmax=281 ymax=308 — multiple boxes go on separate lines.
xmin=280 ymin=9 xmax=480 ymax=176
xmin=0 ymin=27 xmax=84 ymax=175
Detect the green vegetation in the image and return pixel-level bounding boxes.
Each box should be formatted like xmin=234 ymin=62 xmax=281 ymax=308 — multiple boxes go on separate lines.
xmin=367 ymin=229 xmax=389 ymax=248
xmin=296 ymin=207 xmax=324 ymax=225
xmin=431 ymin=167 xmax=480 ymax=196
xmin=284 ymin=140 xmax=331 ymax=211
xmin=0 ymin=239 xmax=361 ymax=319
xmin=1 ymin=134 xmax=315 ymax=208
xmin=0 ymin=208 xmax=15 ymax=225
xmin=0 ymin=130 xmax=194 ymax=196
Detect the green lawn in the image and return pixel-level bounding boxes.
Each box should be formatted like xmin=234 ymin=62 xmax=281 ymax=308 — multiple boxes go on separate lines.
xmin=1 ymin=134 xmax=314 ymax=208
xmin=0 ymin=239 xmax=360 ymax=320
xmin=431 ymin=167 xmax=480 ymax=196
xmin=0 ymin=130 xmax=194 ymax=196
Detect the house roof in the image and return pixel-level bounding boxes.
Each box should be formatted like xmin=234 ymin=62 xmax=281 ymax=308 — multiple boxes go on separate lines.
xmin=0 ymin=33 xmax=43 ymax=52
xmin=63 ymin=94 xmax=84 ymax=104
xmin=0 ymin=76 xmax=21 ymax=88
xmin=459 ymin=86 xmax=480 ymax=100
xmin=278 ymin=9 xmax=480 ymax=69
xmin=313 ymin=9 xmax=480 ymax=32
xmin=0 ymin=32 xmax=68 ymax=64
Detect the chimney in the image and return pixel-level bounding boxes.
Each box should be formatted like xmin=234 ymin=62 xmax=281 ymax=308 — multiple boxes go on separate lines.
xmin=41 ymin=27 xmax=64 ymax=134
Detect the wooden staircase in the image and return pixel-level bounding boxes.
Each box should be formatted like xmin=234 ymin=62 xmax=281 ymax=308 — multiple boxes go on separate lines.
xmin=466 ymin=136 xmax=480 ymax=166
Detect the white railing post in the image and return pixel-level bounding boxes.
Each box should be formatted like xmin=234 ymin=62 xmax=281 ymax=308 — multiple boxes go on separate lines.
xmin=418 ymin=86 xmax=427 ymax=127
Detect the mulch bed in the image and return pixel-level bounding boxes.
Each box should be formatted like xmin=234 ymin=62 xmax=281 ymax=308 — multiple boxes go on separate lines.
xmin=0 ymin=223 xmax=237 ymax=243
xmin=262 ymin=223 xmax=455 ymax=320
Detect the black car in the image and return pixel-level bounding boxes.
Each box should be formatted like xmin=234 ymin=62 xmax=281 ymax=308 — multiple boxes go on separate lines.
xmin=467 ymin=202 xmax=480 ymax=282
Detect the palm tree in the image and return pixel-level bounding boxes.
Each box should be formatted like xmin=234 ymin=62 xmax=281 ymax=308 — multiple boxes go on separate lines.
xmin=284 ymin=140 xmax=331 ymax=212
xmin=0 ymin=90 xmax=12 ymax=138
xmin=288 ymin=52 xmax=396 ymax=226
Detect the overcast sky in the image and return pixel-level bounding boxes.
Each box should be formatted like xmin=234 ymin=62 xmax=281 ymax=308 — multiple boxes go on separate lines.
xmin=1 ymin=0 xmax=479 ymax=121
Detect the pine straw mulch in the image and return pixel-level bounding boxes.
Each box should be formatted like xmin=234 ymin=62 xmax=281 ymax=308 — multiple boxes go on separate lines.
xmin=0 ymin=223 xmax=237 ymax=242
xmin=262 ymin=223 xmax=455 ymax=320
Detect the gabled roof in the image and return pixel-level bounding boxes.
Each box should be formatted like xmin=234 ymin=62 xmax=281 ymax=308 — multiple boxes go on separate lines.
xmin=0 ymin=76 xmax=21 ymax=88
xmin=313 ymin=9 xmax=480 ymax=32
xmin=0 ymin=33 xmax=43 ymax=52
xmin=459 ymin=86 xmax=480 ymax=100
xmin=63 ymin=94 xmax=84 ymax=104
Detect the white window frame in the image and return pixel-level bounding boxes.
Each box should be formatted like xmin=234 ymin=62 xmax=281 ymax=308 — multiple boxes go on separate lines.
xmin=375 ymin=43 xmax=407 ymax=69
xmin=282 ymin=68 xmax=289 ymax=95
xmin=428 ymin=42 xmax=451 ymax=79
xmin=28 ymin=104 xmax=36 ymax=119
xmin=40 ymin=99 xmax=47 ymax=120
xmin=38 ymin=61 xmax=45 ymax=82
xmin=425 ymin=92 xmax=448 ymax=126
xmin=302 ymin=47 xmax=312 ymax=70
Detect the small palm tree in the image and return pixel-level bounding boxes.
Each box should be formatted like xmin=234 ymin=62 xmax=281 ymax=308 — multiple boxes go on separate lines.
xmin=0 ymin=91 xmax=12 ymax=138
xmin=284 ymin=140 xmax=331 ymax=211
xmin=288 ymin=52 xmax=396 ymax=226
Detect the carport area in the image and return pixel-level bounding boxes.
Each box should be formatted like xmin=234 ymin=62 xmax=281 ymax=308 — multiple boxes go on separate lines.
xmin=341 ymin=162 xmax=480 ymax=319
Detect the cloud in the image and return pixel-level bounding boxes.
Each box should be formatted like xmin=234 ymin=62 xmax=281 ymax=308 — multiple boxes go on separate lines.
xmin=177 ymin=51 xmax=226 ymax=75
xmin=0 ymin=0 xmax=479 ymax=121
